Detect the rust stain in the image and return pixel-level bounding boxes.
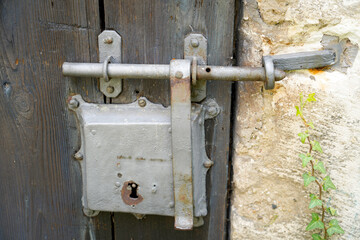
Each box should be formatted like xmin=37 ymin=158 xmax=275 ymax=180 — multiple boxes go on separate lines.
xmin=121 ymin=181 xmax=143 ymax=205
xmin=263 ymin=37 xmax=272 ymax=45
xmin=150 ymin=158 xmax=165 ymax=162
xmin=117 ymin=155 xmax=132 ymax=160
xmin=170 ymin=77 xmax=191 ymax=102
xmin=15 ymin=59 xmax=19 ymax=65
xmin=308 ymin=68 xmax=324 ymax=75
xmin=136 ymin=157 xmax=145 ymax=161
xmin=176 ymin=174 xmax=192 ymax=206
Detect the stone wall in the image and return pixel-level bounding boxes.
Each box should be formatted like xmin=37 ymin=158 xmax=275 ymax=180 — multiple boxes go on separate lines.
xmin=231 ymin=0 xmax=360 ymax=239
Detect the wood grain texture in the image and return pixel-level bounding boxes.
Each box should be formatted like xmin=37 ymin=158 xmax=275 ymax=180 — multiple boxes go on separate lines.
xmin=104 ymin=0 xmax=235 ymax=239
xmin=0 ymin=0 xmax=111 ymax=239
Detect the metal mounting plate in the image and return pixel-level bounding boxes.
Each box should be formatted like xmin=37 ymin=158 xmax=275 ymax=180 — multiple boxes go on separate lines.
xmin=98 ymin=30 xmax=122 ymax=98
xmin=69 ymin=95 xmax=218 ymax=219
xmin=184 ymin=33 xmax=207 ymax=102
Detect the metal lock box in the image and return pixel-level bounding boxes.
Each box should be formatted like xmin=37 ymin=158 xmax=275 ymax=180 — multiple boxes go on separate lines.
xmin=69 ymin=95 xmax=219 ymax=224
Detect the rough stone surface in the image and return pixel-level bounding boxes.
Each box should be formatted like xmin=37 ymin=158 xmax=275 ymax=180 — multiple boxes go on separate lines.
xmin=231 ymin=0 xmax=360 ymax=239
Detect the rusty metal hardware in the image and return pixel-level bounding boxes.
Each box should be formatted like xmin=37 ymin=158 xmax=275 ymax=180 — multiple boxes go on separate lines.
xmin=63 ymin=30 xmax=338 ymax=231
xmin=98 ymin=30 xmax=122 ymax=98
xmin=63 ymin=33 xmax=337 ymax=96
xmin=68 ymin=94 xmax=218 ymax=229
xmin=170 ymin=59 xmax=194 ymax=229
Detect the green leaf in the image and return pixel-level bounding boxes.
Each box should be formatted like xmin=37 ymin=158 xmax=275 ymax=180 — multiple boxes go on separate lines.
xmin=295 ymin=106 xmax=302 ymax=116
xmin=299 ymin=153 xmax=313 ymax=168
xmin=308 ymin=121 xmax=315 ymax=129
xmin=298 ymin=132 xmax=309 ymax=144
xmin=311 ymin=141 xmax=323 ymax=153
xmin=311 ymin=233 xmax=323 ymax=240
xmin=326 ymin=207 xmax=337 ymax=216
xmin=303 ymin=173 xmax=316 ymax=187
xmin=309 ymin=194 xmax=323 ymax=209
xmin=327 ymin=219 xmax=344 ymax=236
xmin=307 ymin=93 xmax=316 ymax=102
xmin=306 ymin=213 xmax=324 ymax=231
xmin=314 ymin=161 xmax=326 ymax=174
xmin=323 ymin=176 xmax=336 ymax=191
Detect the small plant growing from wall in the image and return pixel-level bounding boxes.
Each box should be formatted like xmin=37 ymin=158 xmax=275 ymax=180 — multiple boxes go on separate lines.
xmin=295 ymin=93 xmax=344 ymax=240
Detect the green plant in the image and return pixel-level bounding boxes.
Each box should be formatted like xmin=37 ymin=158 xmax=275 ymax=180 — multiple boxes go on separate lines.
xmin=295 ymin=93 xmax=344 ymax=240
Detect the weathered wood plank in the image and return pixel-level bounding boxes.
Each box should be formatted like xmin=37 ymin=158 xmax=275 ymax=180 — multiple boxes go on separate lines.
xmin=0 ymin=0 xmax=111 ymax=239
xmin=104 ymin=0 xmax=235 ymax=239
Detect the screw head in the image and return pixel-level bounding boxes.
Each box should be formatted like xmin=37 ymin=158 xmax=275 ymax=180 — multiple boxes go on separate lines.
xmin=191 ymin=38 xmax=199 ymax=48
xmin=106 ymin=86 xmax=115 ymax=93
xmin=138 ymin=99 xmax=146 ymax=107
xmin=203 ymin=160 xmax=214 ymax=168
xmin=175 ymin=71 xmax=183 ymax=79
xmin=103 ymin=37 xmax=113 ymax=44
xmin=74 ymin=152 xmax=83 ymax=160
xmin=69 ymin=99 xmax=79 ymax=108
xmin=208 ymin=106 xmax=218 ymax=116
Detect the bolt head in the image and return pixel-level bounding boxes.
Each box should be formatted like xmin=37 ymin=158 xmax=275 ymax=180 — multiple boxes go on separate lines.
xmin=106 ymin=86 xmax=115 ymax=93
xmin=103 ymin=37 xmax=113 ymax=44
xmin=208 ymin=106 xmax=217 ymax=116
xmin=69 ymin=99 xmax=79 ymax=108
xmin=138 ymin=99 xmax=146 ymax=107
xmin=175 ymin=71 xmax=183 ymax=79
xmin=191 ymin=38 xmax=199 ymax=48
xmin=169 ymin=202 xmax=174 ymax=208
xmin=203 ymin=160 xmax=214 ymax=168
xmin=74 ymin=152 xmax=83 ymax=160
xmin=115 ymin=182 xmax=121 ymax=187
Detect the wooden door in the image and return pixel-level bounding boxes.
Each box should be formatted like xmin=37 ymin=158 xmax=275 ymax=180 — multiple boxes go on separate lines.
xmin=0 ymin=1 xmax=239 ymax=239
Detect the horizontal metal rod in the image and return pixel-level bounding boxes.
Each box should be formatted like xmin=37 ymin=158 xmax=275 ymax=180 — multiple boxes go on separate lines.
xmin=63 ymin=63 xmax=170 ymax=79
xmin=63 ymin=62 xmax=286 ymax=82
xmin=196 ymin=66 xmax=285 ymax=81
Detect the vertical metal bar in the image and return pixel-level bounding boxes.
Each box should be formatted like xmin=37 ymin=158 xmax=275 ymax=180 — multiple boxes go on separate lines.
xmin=170 ymin=59 xmax=193 ymax=230
xmin=184 ymin=33 xmax=207 ymax=102
xmin=98 ymin=30 xmax=122 ymax=97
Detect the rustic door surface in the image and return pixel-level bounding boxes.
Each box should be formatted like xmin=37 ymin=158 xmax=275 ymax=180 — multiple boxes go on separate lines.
xmin=0 ymin=1 xmax=239 ymax=239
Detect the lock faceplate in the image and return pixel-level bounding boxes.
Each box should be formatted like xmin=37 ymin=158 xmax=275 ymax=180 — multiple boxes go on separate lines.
xmin=69 ymin=95 xmax=219 ymax=220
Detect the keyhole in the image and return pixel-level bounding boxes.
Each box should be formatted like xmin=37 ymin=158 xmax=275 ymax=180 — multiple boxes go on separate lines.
xmin=128 ymin=183 xmax=138 ymax=199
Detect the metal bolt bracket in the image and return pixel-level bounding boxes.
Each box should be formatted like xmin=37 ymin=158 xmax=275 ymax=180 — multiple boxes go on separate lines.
xmin=98 ymin=30 xmax=122 ymax=98
xmin=184 ymin=33 xmax=207 ymax=102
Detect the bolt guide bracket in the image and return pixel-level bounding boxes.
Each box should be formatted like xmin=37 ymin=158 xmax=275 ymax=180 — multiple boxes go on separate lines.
xmin=63 ymin=30 xmax=339 ymax=230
